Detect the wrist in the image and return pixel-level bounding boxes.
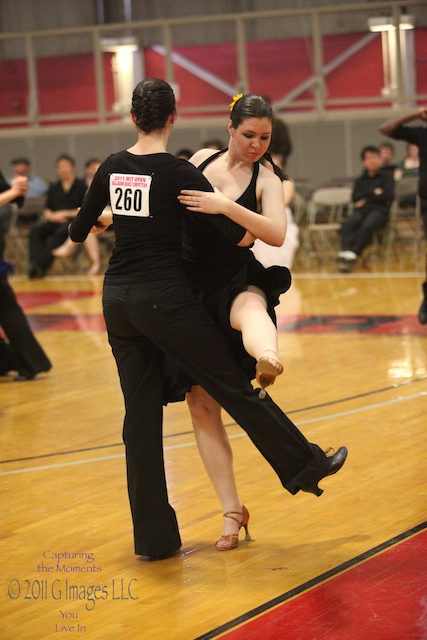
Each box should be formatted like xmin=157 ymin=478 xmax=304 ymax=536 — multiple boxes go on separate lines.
xmin=224 ymin=199 xmax=236 ymax=219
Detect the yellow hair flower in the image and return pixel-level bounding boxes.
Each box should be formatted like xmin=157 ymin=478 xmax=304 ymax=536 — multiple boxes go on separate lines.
xmin=229 ymin=93 xmax=243 ymax=111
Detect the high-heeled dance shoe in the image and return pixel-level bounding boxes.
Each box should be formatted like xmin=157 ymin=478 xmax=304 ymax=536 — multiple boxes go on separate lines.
xmin=215 ymin=505 xmax=251 ymax=551
xmin=302 ymin=446 xmax=348 ymax=496
xmin=256 ymin=356 xmax=284 ymax=399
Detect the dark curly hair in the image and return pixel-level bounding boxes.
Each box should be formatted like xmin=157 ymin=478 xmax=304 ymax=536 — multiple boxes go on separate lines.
xmin=230 ymin=94 xmax=288 ymax=181
xmin=131 ymin=78 xmax=176 ymax=133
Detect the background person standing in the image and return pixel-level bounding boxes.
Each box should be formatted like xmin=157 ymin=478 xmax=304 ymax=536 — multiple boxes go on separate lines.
xmin=380 ymin=108 xmax=427 ymax=323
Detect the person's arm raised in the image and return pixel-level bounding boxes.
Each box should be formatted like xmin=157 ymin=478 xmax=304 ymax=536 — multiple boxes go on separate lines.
xmin=379 ymin=108 xmax=427 ymax=137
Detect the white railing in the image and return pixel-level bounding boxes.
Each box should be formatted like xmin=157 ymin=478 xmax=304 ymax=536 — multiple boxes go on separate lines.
xmin=0 ymin=0 xmax=425 ymax=135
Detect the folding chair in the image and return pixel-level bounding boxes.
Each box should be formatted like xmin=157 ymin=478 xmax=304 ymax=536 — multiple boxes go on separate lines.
xmin=382 ymin=177 xmax=423 ymax=261
xmin=5 ymin=196 xmax=46 ymax=272
xmin=304 ymin=186 xmax=353 ymax=258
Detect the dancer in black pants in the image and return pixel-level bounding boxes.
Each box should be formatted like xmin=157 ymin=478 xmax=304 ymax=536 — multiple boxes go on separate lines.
xmin=380 ymin=108 xmax=427 ymax=323
xmin=0 ymin=267 xmax=52 ymax=380
xmin=69 ymin=78 xmax=347 ymax=560
xmin=0 ymin=170 xmax=52 ymax=381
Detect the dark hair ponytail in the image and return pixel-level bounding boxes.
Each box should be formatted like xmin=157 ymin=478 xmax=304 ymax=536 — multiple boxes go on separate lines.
xmin=131 ymin=78 xmax=176 ymax=133
xmin=263 ymin=151 xmax=290 ymax=182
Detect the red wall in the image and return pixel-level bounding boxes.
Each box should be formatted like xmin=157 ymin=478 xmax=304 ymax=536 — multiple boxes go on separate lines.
xmin=0 ymin=29 xmax=425 ymax=124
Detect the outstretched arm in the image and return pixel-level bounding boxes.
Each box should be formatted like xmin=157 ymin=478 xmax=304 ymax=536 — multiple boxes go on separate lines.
xmin=379 ymin=108 xmax=427 ymax=137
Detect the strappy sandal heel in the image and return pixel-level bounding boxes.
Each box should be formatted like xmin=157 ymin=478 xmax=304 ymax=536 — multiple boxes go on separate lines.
xmin=215 ymin=505 xmax=251 ymax=551
xmin=256 ymin=354 xmax=284 ymax=399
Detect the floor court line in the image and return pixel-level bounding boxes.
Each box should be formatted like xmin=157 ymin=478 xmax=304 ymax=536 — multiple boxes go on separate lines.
xmin=1 ymin=388 xmax=424 ymax=476
xmin=3 ymin=374 xmax=426 ymax=467
xmin=293 ymin=272 xmax=424 ymax=279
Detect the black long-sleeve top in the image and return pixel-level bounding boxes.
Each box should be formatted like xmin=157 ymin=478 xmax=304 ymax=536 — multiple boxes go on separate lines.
xmin=389 ymin=125 xmax=427 ymax=200
xmin=352 ymin=169 xmax=394 ymax=216
xmin=69 ymin=150 xmax=245 ymax=284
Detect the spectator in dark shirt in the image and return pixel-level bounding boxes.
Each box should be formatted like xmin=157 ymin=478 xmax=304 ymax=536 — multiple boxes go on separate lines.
xmin=28 ymin=154 xmax=87 ymax=278
xmin=380 ymin=108 xmax=427 ymax=323
xmin=337 ymin=145 xmax=394 ymax=272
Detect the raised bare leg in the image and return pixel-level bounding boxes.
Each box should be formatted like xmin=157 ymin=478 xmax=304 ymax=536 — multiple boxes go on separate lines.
xmin=230 ymin=285 xmax=283 ymax=396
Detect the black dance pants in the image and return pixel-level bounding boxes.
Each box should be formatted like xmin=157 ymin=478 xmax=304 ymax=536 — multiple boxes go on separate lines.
xmin=28 ymin=220 xmax=70 ymax=272
xmin=341 ymin=208 xmax=388 ymax=255
xmin=103 ymin=277 xmax=331 ymax=557
xmin=0 ymin=278 xmax=52 ymax=377
xmin=420 ymin=198 xmax=427 ymax=293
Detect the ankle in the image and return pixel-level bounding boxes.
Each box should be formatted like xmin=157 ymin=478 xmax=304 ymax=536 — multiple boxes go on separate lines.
xmin=258 ymin=349 xmax=279 ymax=361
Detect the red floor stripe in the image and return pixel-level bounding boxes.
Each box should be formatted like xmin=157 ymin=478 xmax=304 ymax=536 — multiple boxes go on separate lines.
xmin=16 ymin=290 xmax=97 ymax=309
xmin=217 ymin=528 xmax=427 ymax=639
xmin=17 ymin=312 xmax=427 ymax=335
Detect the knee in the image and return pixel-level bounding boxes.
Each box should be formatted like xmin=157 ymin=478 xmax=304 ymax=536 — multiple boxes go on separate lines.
xmin=230 ymin=290 xmax=266 ymax=325
xmin=187 ymin=389 xmax=221 ymax=428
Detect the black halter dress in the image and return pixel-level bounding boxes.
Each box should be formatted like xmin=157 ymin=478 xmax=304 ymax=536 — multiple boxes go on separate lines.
xmin=164 ymin=150 xmax=291 ymax=400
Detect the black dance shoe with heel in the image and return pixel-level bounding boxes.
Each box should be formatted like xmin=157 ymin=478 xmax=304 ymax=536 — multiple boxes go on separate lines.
xmin=302 ymin=446 xmax=348 ymax=496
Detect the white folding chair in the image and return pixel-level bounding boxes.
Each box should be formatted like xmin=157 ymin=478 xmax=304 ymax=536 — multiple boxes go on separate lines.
xmin=304 ymin=186 xmax=353 ymax=258
xmin=382 ymin=177 xmax=423 ymax=260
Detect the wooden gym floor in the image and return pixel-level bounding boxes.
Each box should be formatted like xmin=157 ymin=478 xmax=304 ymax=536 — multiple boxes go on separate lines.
xmin=1 ymin=250 xmax=427 ymax=639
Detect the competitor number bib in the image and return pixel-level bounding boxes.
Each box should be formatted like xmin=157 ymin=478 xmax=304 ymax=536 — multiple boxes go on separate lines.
xmin=109 ymin=173 xmax=152 ymax=217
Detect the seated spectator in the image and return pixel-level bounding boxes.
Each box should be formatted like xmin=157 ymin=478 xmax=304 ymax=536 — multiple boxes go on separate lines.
xmin=52 ymin=158 xmax=102 ymax=275
xmin=0 ymin=157 xmax=47 ymax=259
xmin=8 ymin=157 xmax=47 ymax=197
xmin=337 ymin=145 xmax=394 ymax=273
xmin=176 ymin=148 xmax=194 ymax=161
xmin=28 ymin=154 xmax=87 ymax=278
xmin=378 ymin=142 xmax=398 ymax=176
xmin=394 ymin=143 xmax=419 ymax=181
xmin=393 ymin=143 xmax=419 ymax=207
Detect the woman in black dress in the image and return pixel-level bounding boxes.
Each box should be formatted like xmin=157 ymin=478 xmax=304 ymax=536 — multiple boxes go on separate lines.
xmin=177 ymin=94 xmax=299 ymax=549
xmin=69 ymin=79 xmax=347 ymax=561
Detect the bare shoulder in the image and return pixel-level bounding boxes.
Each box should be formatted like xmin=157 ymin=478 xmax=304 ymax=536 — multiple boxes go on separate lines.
xmin=189 ymin=149 xmax=218 ymax=166
xmin=258 ymin=163 xmax=283 ymax=188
